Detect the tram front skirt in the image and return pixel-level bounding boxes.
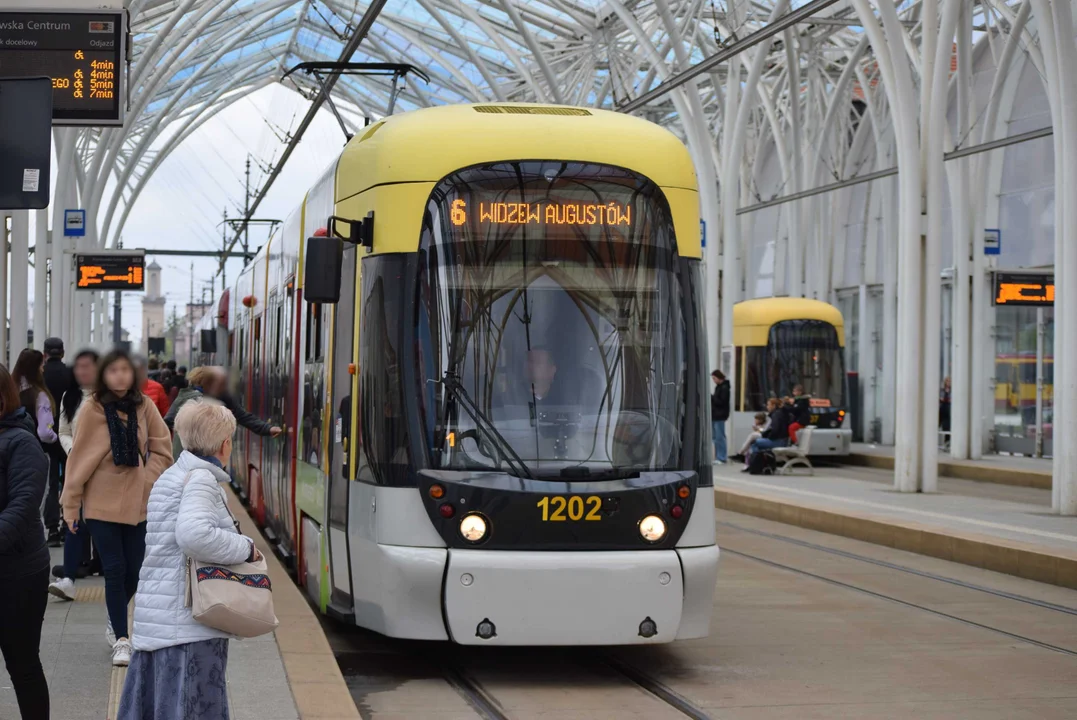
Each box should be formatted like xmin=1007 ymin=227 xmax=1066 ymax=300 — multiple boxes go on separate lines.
xmin=442 ymin=548 xmax=716 ymax=645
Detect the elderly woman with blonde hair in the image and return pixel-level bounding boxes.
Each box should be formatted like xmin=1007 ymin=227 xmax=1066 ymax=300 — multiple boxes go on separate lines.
xmin=117 ymin=401 xmax=262 ymax=720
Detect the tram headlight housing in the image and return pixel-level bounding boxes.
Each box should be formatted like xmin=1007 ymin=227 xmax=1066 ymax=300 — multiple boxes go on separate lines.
xmin=459 ymin=513 xmax=489 ymax=543
xmin=638 ymin=515 xmax=667 ymax=543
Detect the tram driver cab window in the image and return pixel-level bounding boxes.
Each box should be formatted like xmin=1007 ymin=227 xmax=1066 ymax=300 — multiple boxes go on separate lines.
xmin=416 ymin=160 xmax=691 ymax=478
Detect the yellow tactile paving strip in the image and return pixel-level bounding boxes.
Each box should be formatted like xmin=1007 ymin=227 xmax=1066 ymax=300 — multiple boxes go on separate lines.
xmin=223 ymin=487 xmax=361 ymax=720
xmin=75 ymin=585 xmax=106 ymax=603
xmin=107 ymin=666 xmax=127 ymax=719
xmin=716 ymin=487 xmax=1077 ymax=589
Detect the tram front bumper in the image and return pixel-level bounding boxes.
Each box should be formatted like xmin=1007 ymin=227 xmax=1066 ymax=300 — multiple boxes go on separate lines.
xmin=443 ymin=547 xmax=718 ymax=645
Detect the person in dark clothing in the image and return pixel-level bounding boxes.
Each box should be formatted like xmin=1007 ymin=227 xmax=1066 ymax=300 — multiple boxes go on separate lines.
xmin=163 ymin=366 xmax=281 ymax=439
xmin=745 ymin=397 xmax=792 ymax=469
xmin=711 ymin=369 xmax=730 ymax=464
xmin=790 ymin=384 xmax=812 ymax=425
xmin=49 ymin=350 xmax=101 ymax=593
xmin=0 ymin=363 xmax=52 ymax=720
xmin=42 ymin=338 xmax=70 ymax=546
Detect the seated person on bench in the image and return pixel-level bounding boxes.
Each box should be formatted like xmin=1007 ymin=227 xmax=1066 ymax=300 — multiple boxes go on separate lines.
xmin=744 ymin=398 xmax=792 ymax=470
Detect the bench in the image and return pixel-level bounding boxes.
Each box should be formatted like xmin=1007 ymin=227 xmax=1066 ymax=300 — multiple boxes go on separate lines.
xmin=771 ymin=426 xmax=814 ymax=475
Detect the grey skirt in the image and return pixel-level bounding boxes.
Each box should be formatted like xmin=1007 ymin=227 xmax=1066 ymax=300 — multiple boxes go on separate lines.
xmin=117 ymin=638 xmax=230 ymax=720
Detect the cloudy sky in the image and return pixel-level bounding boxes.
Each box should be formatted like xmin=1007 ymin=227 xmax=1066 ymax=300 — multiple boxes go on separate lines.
xmin=118 ymin=84 xmax=347 ymax=347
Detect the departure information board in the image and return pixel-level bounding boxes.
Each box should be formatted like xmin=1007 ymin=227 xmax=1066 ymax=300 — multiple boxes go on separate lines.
xmin=76 ymin=253 xmax=145 ymax=291
xmin=993 ymin=272 xmax=1054 ymax=306
xmin=0 ymin=11 xmax=125 ymax=126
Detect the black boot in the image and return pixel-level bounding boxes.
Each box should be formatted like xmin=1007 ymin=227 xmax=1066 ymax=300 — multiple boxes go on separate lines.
xmin=52 ymin=563 xmax=90 ymax=579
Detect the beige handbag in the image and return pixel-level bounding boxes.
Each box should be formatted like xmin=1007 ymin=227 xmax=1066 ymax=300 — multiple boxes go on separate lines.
xmin=183 ymin=475 xmax=279 ymax=638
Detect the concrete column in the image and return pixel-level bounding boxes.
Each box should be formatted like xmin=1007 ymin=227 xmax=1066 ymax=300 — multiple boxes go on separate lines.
xmin=950 ymin=0 xmax=973 ymax=460
xmin=851 ymin=0 xmax=924 ymax=492
xmin=921 ymin=0 xmax=962 ymax=494
xmin=73 ymin=233 xmax=92 ymax=349
xmin=9 ymin=211 xmax=29 ymax=364
xmin=34 ymin=209 xmax=47 ymax=345
xmin=784 ymin=29 xmax=802 ymax=298
xmin=1048 ymin=0 xmax=1077 ymax=514
xmin=50 ymin=130 xmax=75 ymax=344
xmin=96 ymin=293 xmax=107 ymax=349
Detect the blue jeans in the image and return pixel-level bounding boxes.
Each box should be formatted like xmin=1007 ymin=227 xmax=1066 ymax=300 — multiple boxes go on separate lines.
xmin=748 ymin=437 xmax=789 ymax=465
xmin=86 ymin=519 xmax=146 ymax=641
xmin=712 ymin=421 xmax=727 ymax=463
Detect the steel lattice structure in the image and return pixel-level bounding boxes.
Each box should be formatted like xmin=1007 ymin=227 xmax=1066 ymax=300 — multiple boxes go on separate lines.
xmin=70 ymin=0 xmax=870 ymax=250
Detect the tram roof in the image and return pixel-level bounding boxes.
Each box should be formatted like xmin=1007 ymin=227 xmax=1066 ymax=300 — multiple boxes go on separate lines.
xmin=733 ymin=297 xmax=846 ymax=347
xmin=334 ymin=103 xmax=699 ymax=200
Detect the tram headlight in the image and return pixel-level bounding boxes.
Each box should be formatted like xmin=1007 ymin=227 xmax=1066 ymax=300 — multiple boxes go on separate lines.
xmin=638 ymin=515 xmax=667 ymax=543
xmin=459 ymin=513 xmax=488 ymax=543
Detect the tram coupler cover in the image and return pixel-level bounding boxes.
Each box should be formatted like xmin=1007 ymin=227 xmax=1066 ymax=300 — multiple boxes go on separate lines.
xmin=476 ymin=618 xmax=497 ymax=639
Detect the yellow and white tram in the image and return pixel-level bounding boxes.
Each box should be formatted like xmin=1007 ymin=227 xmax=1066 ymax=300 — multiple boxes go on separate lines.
xmin=225 ymin=104 xmax=719 ymax=645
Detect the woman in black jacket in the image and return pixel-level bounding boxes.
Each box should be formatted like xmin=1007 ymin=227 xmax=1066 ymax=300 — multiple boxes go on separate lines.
xmin=744 ymin=397 xmax=793 ymax=470
xmin=0 ymin=363 xmax=51 ymax=719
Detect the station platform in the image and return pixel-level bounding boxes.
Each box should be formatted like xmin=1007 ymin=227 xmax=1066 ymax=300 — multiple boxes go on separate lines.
xmin=0 ymin=489 xmax=359 ymax=720
xmin=713 ymin=463 xmax=1077 ymax=590
xmin=847 ymin=442 xmax=1052 ymax=489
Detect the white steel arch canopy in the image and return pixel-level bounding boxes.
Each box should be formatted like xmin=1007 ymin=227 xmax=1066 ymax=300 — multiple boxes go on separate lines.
xmin=81 ymin=0 xmax=867 ymax=248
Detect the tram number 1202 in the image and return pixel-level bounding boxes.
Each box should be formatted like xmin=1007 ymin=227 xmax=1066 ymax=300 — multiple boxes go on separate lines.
xmin=537 ymin=495 xmax=602 ymax=522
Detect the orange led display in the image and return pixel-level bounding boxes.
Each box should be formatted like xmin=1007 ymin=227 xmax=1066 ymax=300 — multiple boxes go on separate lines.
xmin=450 ymin=199 xmax=632 ymax=228
xmin=75 ymin=254 xmax=145 ymax=291
xmin=993 ymin=273 xmax=1054 ymax=306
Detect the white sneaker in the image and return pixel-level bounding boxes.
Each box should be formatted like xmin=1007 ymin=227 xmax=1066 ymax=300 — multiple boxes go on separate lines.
xmin=106 ymin=622 xmax=117 ymax=649
xmin=48 ymin=578 xmax=76 ymax=601
xmin=111 ymin=638 xmax=132 ymax=666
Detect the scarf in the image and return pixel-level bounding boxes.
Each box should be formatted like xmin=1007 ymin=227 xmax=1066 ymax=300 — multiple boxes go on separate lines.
xmin=103 ymin=396 xmax=141 ymax=468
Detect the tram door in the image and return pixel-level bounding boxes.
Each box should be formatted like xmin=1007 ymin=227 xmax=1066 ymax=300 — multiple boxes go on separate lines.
xmin=993 ymin=304 xmax=1054 ymax=457
xmin=326 ymin=246 xmax=358 ymax=608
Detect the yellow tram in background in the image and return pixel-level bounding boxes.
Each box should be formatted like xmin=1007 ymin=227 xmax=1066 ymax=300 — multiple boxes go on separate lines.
xmin=730 ymin=297 xmax=852 ymax=456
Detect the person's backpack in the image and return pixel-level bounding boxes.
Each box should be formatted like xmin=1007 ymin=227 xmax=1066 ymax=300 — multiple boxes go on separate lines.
xmin=748 ymin=449 xmax=777 ymax=475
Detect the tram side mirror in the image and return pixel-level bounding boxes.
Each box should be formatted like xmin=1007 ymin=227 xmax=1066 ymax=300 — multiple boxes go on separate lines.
xmin=304 ymin=236 xmax=344 ymax=304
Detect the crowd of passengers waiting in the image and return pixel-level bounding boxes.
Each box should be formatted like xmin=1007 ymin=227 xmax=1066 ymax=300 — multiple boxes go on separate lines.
xmin=0 ymin=338 xmax=281 ymax=720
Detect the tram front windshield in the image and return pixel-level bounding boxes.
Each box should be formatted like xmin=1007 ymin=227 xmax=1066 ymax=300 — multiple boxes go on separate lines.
xmin=766 ymin=320 xmax=845 ymax=407
xmin=416 ymin=162 xmax=688 ymax=478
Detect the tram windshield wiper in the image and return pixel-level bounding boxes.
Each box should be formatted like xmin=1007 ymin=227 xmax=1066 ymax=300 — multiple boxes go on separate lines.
xmin=441 ymin=371 xmax=533 ymax=479
xmin=556 ymin=466 xmax=641 ymax=481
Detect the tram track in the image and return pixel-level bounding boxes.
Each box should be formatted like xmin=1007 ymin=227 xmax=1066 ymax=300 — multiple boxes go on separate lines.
xmin=436 ymin=652 xmax=714 ymax=720
xmin=719 ymin=522 xmax=1077 ymax=658
xmin=335 ymin=638 xmax=714 ymax=720
xmin=599 ymin=656 xmax=713 ymax=720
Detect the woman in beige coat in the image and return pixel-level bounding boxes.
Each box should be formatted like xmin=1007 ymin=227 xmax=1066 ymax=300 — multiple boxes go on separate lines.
xmin=60 ymin=349 xmax=171 ymax=667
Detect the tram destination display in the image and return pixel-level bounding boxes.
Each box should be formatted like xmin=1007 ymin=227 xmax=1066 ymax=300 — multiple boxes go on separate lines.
xmin=76 ymin=252 xmax=145 ymax=291
xmin=0 ymin=11 xmax=125 ymax=125
xmin=993 ymin=272 xmax=1054 ymax=306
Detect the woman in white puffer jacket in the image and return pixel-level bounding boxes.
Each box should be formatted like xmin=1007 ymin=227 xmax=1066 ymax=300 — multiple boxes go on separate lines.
xmin=117 ymin=400 xmax=262 ymax=720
